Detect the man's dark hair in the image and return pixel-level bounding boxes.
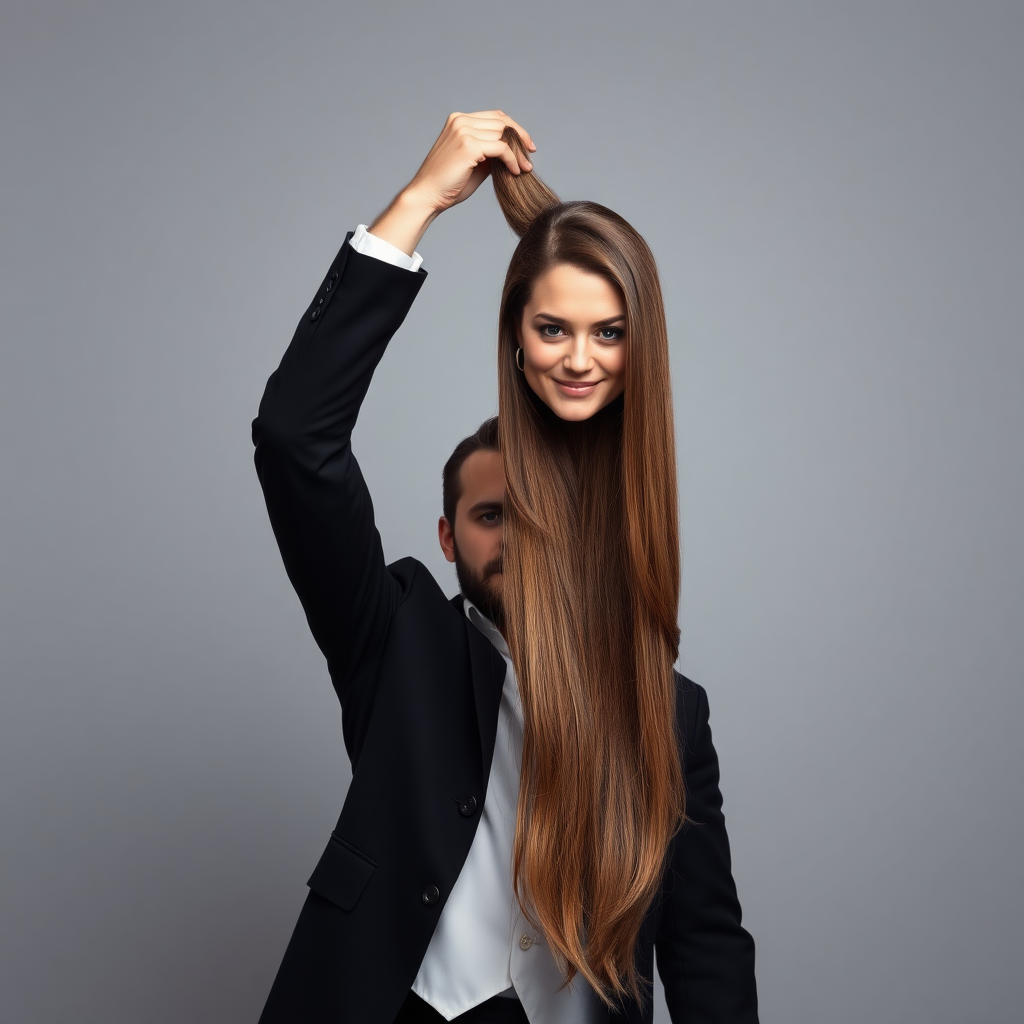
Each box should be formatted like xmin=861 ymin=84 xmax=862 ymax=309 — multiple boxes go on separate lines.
xmin=442 ymin=417 xmax=499 ymax=526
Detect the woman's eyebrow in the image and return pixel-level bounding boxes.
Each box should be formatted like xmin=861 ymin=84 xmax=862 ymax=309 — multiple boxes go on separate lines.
xmin=532 ymin=313 xmax=627 ymax=328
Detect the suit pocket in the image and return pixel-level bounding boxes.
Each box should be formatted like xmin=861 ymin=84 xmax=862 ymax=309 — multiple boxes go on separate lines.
xmin=307 ymin=832 xmax=377 ymax=912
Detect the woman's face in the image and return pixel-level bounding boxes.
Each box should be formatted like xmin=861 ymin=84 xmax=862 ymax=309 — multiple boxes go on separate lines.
xmin=517 ymin=263 xmax=627 ymax=422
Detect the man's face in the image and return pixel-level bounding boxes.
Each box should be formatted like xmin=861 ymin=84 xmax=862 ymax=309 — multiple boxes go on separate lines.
xmin=438 ymin=449 xmax=505 ymax=628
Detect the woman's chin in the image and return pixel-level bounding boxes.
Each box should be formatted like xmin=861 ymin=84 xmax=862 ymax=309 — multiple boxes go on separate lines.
xmin=549 ymin=402 xmax=601 ymax=422
xmin=539 ymin=390 xmax=620 ymax=422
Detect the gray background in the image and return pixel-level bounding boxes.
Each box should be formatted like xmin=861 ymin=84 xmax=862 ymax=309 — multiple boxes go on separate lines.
xmin=2 ymin=2 xmax=1021 ymax=1022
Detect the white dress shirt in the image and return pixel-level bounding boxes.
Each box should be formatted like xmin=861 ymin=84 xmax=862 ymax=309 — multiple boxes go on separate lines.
xmin=342 ymin=227 xmax=603 ymax=1022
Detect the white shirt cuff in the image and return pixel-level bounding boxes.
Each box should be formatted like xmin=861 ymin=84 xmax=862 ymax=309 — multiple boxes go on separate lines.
xmin=349 ymin=223 xmax=424 ymax=273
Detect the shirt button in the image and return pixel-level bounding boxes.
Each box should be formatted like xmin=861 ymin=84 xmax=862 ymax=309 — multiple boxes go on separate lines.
xmin=519 ymin=933 xmax=533 ymax=950
xmin=458 ymin=796 xmax=478 ymax=817
xmin=422 ymin=885 xmax=440 ymax=907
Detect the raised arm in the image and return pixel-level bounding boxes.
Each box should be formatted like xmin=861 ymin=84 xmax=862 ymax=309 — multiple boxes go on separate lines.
xmin=656 ymin=677 xmax=759 ymax=1023
xmin=253 ymin=231 xmax=428 ymax=701
xmin=251 ymin=111 xmax=535 ymax=719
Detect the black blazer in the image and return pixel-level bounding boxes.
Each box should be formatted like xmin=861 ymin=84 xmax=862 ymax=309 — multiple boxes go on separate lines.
xmin=251 ymin=234 xmax=758 ymax=1024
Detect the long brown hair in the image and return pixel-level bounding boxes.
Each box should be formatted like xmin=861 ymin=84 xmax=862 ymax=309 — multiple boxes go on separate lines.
xmin=491 ymin=129 xmax=685 ymax=1007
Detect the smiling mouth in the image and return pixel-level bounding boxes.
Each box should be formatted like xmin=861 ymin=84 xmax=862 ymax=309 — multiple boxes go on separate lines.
xmin=554 ymin=378 xmax=602 ymax=392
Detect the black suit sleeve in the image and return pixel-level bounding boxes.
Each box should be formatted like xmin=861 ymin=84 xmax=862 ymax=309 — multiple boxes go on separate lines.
xmin=655 ymin=679 xmax=759 ymax=1023
xmin=251 ymin=235 xmax=427 ymax=706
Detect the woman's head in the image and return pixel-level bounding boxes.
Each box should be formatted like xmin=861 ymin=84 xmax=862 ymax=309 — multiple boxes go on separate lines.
xmin=492 ymin=131 xmax=671 ymax=429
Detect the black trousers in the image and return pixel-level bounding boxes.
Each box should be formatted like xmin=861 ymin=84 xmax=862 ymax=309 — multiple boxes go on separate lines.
xmin=393 ymin=991 xmax=529 ymax=1023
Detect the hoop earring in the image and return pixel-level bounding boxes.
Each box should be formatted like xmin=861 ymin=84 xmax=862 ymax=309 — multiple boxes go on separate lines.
xmin=515 ymin=347 xmax=525 ymax=372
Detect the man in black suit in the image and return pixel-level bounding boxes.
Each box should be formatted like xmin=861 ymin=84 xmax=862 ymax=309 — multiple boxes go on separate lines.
xmin=252 ymin=111 xmax=757 ymax=1024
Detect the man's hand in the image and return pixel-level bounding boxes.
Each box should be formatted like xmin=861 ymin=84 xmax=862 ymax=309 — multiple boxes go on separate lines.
xmin=369 ymin=110 xmax=537 ymax=256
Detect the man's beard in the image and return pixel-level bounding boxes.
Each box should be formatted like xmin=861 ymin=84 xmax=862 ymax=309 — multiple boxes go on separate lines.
xmin=454 ymin=547 xmax=505 ymax=631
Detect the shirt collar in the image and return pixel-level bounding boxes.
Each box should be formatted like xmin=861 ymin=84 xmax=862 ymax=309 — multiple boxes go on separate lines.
xmin=462 ymin=595 xmax=510 ymax=661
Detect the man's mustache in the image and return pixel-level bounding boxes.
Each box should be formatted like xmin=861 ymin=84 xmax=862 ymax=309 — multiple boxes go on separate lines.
xmin=483 ymin=558 xmax=503 ymax=578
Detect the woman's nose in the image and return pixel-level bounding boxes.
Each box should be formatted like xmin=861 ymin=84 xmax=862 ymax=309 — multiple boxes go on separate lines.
xmin=565 ymin=336 xmax=593 ymax=373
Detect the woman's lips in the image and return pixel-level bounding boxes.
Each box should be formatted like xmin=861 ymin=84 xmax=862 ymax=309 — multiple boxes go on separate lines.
xmin=553 ymin=378 xmax=601 ymax=397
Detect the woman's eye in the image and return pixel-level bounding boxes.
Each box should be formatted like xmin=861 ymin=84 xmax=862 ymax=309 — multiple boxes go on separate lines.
xmin=598 ymin=327 xmax=624 ymax=342
xmin=539 ymin=324 xmax=563 ymax=338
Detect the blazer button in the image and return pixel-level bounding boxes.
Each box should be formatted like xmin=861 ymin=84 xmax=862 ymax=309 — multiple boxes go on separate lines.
xmin=458 ymin=796 xmax=478 ymax=817
xmin=422 ymin=885 xmax=440 ymax=907
xmin=310 ymin=307 xmax=320 ymax=321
